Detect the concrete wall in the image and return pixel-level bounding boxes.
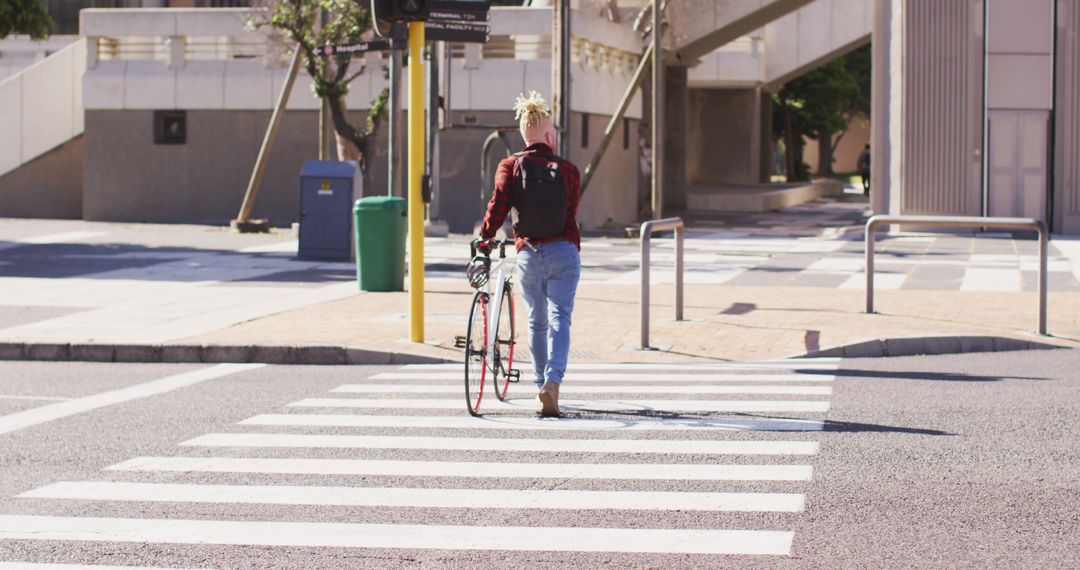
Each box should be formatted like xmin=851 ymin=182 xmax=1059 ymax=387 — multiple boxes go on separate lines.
xmin=0 ymin=136 xmax=84 ymax=219
xmin=804 ymin=115 xmax=871 ymax=174
xmin=0 ymin=38 xmax=86 ymax=179
xmin=686 ymin=88 xmax=763 ymax=185
xmin=764 ymin=0 xmax=873 ymax=87
xmin=987 ymin=0 xmax=1054 ymax=111
xmin=899 ymin=0 xmax=985 ymax=216
xmin=574 ymin=113 xmax=641 ymax=229
xmin=83 ymin=110 xmax=368 ymax=225
xmin=1055 ymin=0 xmax=1080 ymax=233
xmin=664 ymin=66 xmax=689 ymax=211
xmin=439 ymin=110 xmax=641 ymax=234
xmin=82 ymin=108 xmax=639 ymax=232
xmin=0 ymin=36 xmax=79 ymax=82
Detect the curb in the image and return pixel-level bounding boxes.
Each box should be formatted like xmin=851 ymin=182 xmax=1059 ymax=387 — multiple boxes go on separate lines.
xmin=795 ymin=335 xmax=1070 ymax=359
xmin=0 ymin=342 xmax=454 ymax=366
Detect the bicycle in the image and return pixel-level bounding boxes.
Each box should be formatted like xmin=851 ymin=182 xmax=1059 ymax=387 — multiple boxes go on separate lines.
xmin=454 ymin=238 xmax=520 ymax=416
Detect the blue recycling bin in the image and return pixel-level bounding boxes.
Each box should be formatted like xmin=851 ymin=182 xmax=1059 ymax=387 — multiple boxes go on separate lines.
xmin=298 ymin=160 xmax=362 ymax=260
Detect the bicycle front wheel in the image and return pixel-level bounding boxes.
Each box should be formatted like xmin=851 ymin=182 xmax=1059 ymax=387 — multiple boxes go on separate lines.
xmin=493 ymin=284 xmax=515 ymax=401
xmin=464 ymin=290 xmax=488 ymax=416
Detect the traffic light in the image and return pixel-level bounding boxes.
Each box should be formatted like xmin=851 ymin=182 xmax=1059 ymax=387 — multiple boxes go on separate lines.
xmin=372 ymin=0 xmax=430 ymax=29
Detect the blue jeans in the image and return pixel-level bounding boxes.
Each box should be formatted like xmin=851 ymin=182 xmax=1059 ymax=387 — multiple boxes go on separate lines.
xmin=514 ymin=240 xmax=581 ymax=386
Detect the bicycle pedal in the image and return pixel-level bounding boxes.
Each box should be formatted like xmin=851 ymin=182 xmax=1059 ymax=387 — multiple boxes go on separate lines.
xmin=453 ymin=335 xmax=467 ymax=349
xmin=507 ymin=369 xmax=521 ymax=383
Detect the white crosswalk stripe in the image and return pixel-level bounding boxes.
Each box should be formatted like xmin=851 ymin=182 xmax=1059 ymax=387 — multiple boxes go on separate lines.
xmin=22 ymin=482 xmax=805 ymax=512
xmin=179 ymin=432 xmax=820 ymax=455
xmin=332 ymin=383 xmax=834 ymax=395
xmin=239 ymin=413 xmax=826 ymax=431
xmin=0 ymin=564 xmax=203 ymax=570
xmin=288 ymin=397 xmax=832 ymax=413
xmin=370 ymin=372 xmax=835 ymax=382
xmin=5 ymin=360 xmax=838 ymax=561
xmin=399 ymin=361 xmax=839 ymax=371
xmin=0 ymin=516 xmax=794 ymax=555
xmin=106 ymin=456 xmax=813 ymax=481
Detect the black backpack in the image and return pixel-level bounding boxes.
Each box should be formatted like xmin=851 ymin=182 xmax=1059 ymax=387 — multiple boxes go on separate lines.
xmin=511 ymin=152 xmax=569 ymax=240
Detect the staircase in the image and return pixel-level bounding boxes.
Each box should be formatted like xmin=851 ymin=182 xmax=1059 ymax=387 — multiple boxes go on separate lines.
xmin=0 ymin=38 xmax=87 ymax=217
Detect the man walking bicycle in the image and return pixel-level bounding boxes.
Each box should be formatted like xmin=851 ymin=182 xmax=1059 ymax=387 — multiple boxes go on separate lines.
xmin=478 ymin=91 xmax=581 ymax=417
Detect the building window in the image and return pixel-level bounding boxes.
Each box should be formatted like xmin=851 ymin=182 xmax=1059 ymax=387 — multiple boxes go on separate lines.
xmin=623 ymin=117 xmax=630 ymax=150
xmin=154 ymin=111 xmax=187 ymax=145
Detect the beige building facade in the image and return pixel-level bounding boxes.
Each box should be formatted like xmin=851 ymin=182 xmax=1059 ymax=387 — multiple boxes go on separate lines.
xmin=873 ymin=0 xmax=1080 ymax=234
xmin=5 ymin=0 xmax=1080 ymax=234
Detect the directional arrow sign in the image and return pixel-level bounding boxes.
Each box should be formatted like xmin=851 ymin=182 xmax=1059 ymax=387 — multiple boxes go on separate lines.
xmin=424 ymin=21 xmax=490 ymax=43
xmin=429 ymin=9 xmax=490 ymax=22
xmin=318 ymin=39 xmax=392 ymax=56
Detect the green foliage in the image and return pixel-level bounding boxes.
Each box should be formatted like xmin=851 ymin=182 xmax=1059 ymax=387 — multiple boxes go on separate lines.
xmin=258 ymin=0 xmax=388 ymax=162
xmin=772 ymin=45 xmax=870 ymax=180
xmin=778 ymin=58 xmax=860 ymax=141
xmin=0 ymin=0 xmax=53 ymax=40
xmin=844 ymin=44 xmax=872 ymax=115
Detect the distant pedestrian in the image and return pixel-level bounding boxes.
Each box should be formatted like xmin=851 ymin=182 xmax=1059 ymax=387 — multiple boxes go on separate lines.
xmin=478 ymin=91 xmax=582 ymax=418
xmin=858 ymin=144 xmax=871 ymax=196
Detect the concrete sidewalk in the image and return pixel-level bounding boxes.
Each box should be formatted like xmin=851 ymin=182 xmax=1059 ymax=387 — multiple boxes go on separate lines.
xmin=1 ymin=210 xmax=1078 ymax=365
xmin=181 ymin=280 xmax=1080 ymax=364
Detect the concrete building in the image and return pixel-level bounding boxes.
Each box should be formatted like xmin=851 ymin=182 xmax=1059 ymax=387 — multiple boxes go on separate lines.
xmin=0 ymin=5 xmax=644 ymax=233
xmin=872 ymin=0 xmax=1078 ymax=234
xmin=2 ymin=0 xmax=1077 ymax=235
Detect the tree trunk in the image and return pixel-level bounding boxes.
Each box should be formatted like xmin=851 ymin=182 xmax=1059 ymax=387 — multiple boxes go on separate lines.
xmin=334 ymin=131 xmax=361 ymax=163
xmin=782 ymin=105 xmax=799 ymax=182
xmin=327 ymin=94 xmax=370 ymax=190
xmin=817 ymin=131 xmax=834 ymax=176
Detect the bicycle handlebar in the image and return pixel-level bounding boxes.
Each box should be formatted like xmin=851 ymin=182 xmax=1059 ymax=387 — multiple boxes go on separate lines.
xmin=471 ymin=238 xmax=514 ymax=259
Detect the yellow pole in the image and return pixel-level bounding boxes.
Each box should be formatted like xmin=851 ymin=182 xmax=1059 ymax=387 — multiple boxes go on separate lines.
xmin=408 ymin=21 xmax=426 ymax=343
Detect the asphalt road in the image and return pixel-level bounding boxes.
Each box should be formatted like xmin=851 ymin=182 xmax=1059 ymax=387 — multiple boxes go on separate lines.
xmin=0 ymin=351 xmax=1075 ymax=569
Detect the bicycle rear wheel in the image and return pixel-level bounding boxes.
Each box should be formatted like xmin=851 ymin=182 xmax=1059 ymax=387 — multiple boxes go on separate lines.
xmin=464 ymin=290 xmax=488 ymax=416
xmin=493 ymin=284 xmax=515 ymax=401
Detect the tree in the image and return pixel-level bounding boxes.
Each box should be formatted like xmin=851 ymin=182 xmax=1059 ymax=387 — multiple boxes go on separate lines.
xmin=251 ymin=0 xmax=388 ymax=181
xmin=0 ymin=0 xmax=52 ymax=40
xmin=772 ymin=45 xmax=869 ymax=180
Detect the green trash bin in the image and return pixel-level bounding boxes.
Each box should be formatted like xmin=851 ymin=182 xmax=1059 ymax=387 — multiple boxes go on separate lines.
xmin=354 ymin=196 xmax=407 ymax=292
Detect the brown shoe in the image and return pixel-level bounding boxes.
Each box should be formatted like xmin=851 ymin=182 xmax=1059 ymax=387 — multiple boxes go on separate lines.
xmin=538 ymin=381 xmax=561 ymax=417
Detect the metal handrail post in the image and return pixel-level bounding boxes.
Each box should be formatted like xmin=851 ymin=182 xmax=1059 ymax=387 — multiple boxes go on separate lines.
xmin=865 ymin=217 xmax=877 ymax=314
xmin=675 ymin=222 xmax=684 ymax=321
xmin=641 ymin=225 xmax=651 ymax=348
xmin=1038 ymin=224 xmax=1048 ymax=335
xmin=640 ymin=217 xmax=685 ymax=349
xmin=863 ymin=214 xmax=1049 ymax=336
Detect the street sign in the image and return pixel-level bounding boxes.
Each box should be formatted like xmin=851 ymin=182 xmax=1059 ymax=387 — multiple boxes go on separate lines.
xmin=428 ymin=9 xmax=490 ymax=23
xmin=430 ymin=0 xmax=490 ymax=12
xmin=424 ymin=21 xmax=490 ymax=43
xmin=318 ymin=39 xmax=392 ymax=56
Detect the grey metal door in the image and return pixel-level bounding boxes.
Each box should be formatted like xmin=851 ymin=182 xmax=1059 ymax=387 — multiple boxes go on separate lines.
xmin=988 ymin=110 xmax=1050 ymax=220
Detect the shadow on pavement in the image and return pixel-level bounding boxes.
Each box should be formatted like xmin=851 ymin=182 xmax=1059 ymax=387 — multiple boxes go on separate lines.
xmin=821 ymin=419 xmax=953 ymax=436
xmin=798 ymin=369 xmax=1045 ymax=382
xmin=546 ymin=410 xmax=953 ymax=435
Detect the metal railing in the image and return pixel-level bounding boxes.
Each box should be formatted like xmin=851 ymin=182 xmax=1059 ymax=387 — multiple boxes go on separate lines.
xmin=640 ymin=217 xmax=685 ymax=349
xmin=865 ymin=215 xmax=1049 ymax=335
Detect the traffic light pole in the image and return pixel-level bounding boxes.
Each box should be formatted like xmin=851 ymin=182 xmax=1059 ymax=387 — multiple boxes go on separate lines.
xmin=388 ymin=23 xmax=405 ymax=197
xmin=408 ymin=21 xmax=426 ymax=343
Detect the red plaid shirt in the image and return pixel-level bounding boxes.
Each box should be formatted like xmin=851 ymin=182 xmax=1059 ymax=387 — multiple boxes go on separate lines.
xmin=479 ymin=143 xmax=581 ymax=251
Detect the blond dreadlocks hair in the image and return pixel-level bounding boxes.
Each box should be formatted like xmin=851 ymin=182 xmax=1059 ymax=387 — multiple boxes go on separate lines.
xmin=513 ymin=90 xmax=552 ymax=132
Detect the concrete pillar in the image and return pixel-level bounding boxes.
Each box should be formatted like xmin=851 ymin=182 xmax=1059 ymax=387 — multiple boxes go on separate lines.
xmin=686 ymin=88 xmax=760 ymax=186
xmin=758 ymin=88 xmax=773 ymax=183
xmin=870 ymin=0 xmax=903 ymax=215
xmin=664 ymin=65 xmax=688 ymax=211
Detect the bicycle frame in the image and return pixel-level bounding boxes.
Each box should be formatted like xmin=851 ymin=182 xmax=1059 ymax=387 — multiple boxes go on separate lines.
xmin=483 ymin=250 xmax=515 ymax=373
